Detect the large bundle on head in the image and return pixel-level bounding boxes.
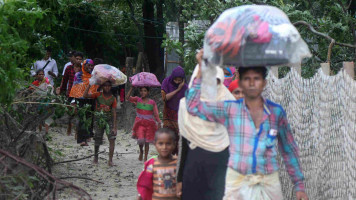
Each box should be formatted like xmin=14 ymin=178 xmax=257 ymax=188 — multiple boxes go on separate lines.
xmin=90 ymin=64 xmax=127 ymax=87
xmin=129 ymin=72 xmax=161 ymax=87
xmin=204 ymin=5 xmax=311 ymax=67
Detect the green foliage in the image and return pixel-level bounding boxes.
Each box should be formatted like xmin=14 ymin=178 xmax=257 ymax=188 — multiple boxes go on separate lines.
xmin=163 ymin=0 xmax=356 ymax=77
xmin=0 ymin=173 xmax=40 ymax=199
xmin=0 ymin=0 xmax=44 ymax=104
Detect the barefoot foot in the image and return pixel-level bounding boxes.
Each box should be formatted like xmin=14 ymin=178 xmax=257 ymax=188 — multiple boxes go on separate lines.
xmin=138 ymin=152 xmax=143 ymax=161
xmin=108 ymin=161 xmax=116 ymax=167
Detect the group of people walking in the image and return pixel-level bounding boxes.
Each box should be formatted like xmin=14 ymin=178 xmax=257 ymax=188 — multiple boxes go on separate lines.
xmin=29 ymin=47 xmax=308 ymax=200
xmin=136 ymin=50 xmax=309 ymax=200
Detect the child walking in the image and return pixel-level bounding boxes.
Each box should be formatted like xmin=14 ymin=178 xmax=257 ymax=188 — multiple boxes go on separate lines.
xmin=137 ymin=128 xmax=178 ymax=200
xmin=84 ymin=81 xmax=117 ymax=166
xmin=31 ymin=69 xmax=52 ymax=134
xmin=126 ymin=86 xmax=162 ymax=162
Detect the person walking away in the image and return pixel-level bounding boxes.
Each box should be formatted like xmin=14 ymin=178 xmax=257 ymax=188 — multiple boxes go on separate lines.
xmin=69 ymin=59 xmax=99 ymax=146
xmin=126 ymin=86 xmax=162 ymax=161
xmin=137 ymin=128 xmax=178 ymax=200
xmin=228 ymin=80 xmax=244 ymax=100
xmin=185 ymin=49 xmax=309 ymax=200
xmin=31 ymin=47 xmax=58 ymax=86
xmin=84 ymin=81 xmax=117 ymax=166
xmin=60 ymin=52 xmax=84 ymax=136
xmin=161 ymin=66 xmax=188 ymax=155
xmin=176 ymin=65 xmax=235 ymax=199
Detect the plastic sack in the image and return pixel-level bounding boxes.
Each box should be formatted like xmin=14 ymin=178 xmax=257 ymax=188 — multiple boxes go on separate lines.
xmin=90 ymin=64 xmax=127 ymax=87
xmin=203 ymin=5 xmax=311 ymax=67
xmin=129 ymin=72 xmax=161 ymax=87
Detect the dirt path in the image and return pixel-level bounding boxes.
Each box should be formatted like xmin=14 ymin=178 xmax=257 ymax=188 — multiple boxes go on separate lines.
xmin=48 ymin=126 xmax=158 ymax=200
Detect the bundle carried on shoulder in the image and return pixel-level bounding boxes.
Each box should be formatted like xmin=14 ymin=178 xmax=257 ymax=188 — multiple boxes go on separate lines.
xmin=204 ymin=5 xmax=311 ymax=67
xmin=129 ymin=72 xmax=161 ymax=87
xmin=90 ymin=64 xmax=127 ymax=87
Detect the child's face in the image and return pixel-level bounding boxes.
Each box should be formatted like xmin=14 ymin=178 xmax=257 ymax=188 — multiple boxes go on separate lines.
xmin=140 ymin=88 xmax=149 ymax=98
xmin=75 ymin=56 xmax=83 ymax=65
xmin=37 ymin=72 xmax=45 ymax=81
xmin=232 ymin=88 xmax=244 ymax=100
xmin=74 ymin=65 xmax=81 ymax=73
xmin=102 ymin=82 xmax=112 ymax=93
xmin=154 ymin=133 xmax=175 ymax=158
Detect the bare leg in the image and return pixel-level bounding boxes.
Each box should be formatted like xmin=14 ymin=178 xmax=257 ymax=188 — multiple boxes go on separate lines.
xmin=108 ymin=139 xmax=115 ymax=166
xmin=45 ymin=124 xmax=49 ymax=135
xmin=67 ymin=122 xmax=72 ymax=136
xmin=144 ymin=143 xmax=149 ymax=162
xmin=93 ymin=145 xmax=99 ymax=164
xmin=39 ymin=125 xmax=42 ymax=132
xmin=138 ymin=145 xmax=143 ymax=161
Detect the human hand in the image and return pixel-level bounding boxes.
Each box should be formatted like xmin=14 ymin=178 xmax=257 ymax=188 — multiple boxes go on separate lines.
xmin=137 ymin=194 xmax=142 ymax=200
xmin=176 ymin=182 xmax=182 ymax=198
xmin=195 ymin=49 xmax=204 ymax=79
xmin=48 ymin=71 xmax=56 ymax=77
xmin=178 ymin=80 xmax=185 ymax=91
xmin=55 ymin=87 xmax=61 ymax=95
xmin=296 ymin=191 xmax=308 ymax=200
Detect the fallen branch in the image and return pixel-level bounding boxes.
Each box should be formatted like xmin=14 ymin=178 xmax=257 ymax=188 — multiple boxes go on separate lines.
xmin=0 ymin=149 xmax=91 ymax=200
xmin=293 ymin=21 xmax=356 ymax=48
xmin=11 ymin=101 xmax=74 ymax=107
xmin=53 ymin=151 xmax=106 ymax=165
xmin=59 ymin=176 xmax=104 ymax=184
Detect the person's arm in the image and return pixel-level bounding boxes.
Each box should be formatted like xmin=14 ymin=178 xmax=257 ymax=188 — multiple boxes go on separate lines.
xmin=277 ymin=109 xmax=308 ymax=200
xmin=152 ymin=101 xmax=161 ymax=127
xmin=185 ymin=78 xmax=229 ymax=124
xmin=48 ymin=61 xmax=58 ymax=78
xmin=60 ymin=68 xmax=69 ymax=94
xmin=112 ymin=98 xmax=117 ymax=135
xmin=164 ymin=80 xmax=185 ymax=101
xmin=31 ymin=62 xmax=37 ymax=77
xmin=83 ymin=85 xmax=92 ymax=99
xmin=126 ymin=86 xmax=133 ymax=101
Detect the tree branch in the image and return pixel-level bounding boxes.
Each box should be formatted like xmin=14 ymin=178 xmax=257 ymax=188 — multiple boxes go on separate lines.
xmin=336 ymin=0 xmax=347 ymax=13
xmin=293 ymin=21 xmax=356 ymax=48
xmin=59 ymin=176 xmax=104 ymax=184
xmin=53 ymin=151 xmax=106 ymax=165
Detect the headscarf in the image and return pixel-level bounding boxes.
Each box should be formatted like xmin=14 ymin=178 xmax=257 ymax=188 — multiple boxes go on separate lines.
xmin=69 ymin=59 xmax=99 ymax=98
xmin=161 ymin=66 xmax=188 ymax=111
xmin=178 ymin=65 xmax=235 ymax=152
xmin=223 ymin=67 xmax=236 ymax=87
xmin=228 ymin=80 xmax=239 ymax=92
xmin=81 ymin=59 xmax=94 ymax=84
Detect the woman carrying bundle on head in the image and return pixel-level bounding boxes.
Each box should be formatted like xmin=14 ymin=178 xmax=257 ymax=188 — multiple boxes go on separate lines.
xmin=127 ymin=85 xmax=162 ymax=162
xmin=161 ymin=66 xmax=188 ymax=155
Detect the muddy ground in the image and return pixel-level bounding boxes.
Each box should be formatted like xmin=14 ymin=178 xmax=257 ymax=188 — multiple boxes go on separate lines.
xmin=48 ymin=125 xmax=158 ymax=200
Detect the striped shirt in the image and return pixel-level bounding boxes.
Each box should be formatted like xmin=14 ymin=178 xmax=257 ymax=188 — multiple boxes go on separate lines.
xmin=148 ymin=158 xmax=177 ymax=200
xmin=186 ymin=78 xmax=305 ymax=192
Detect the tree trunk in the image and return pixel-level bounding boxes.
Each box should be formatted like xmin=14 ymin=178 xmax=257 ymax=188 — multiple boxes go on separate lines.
xmin=156 ymin=0 xmax=165 ymax=79
xmin=143 ymin=0 xmax=156 ymax=73
xmin=178 ymin=4 xmax=185 ymax=67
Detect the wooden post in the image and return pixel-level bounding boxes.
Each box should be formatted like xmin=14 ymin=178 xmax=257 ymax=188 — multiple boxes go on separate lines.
xmin=124 ymin=57 xmax=135 ymax=133
xmin=343 ymin=62 xmax=355 ymax=78
xmin=292 ymin=62 xmax=302 ymax=75
xmin=320 ymin=63 xmax=330 ymax=75
xmin=270 ymin=67 xmax=279 ymax=78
